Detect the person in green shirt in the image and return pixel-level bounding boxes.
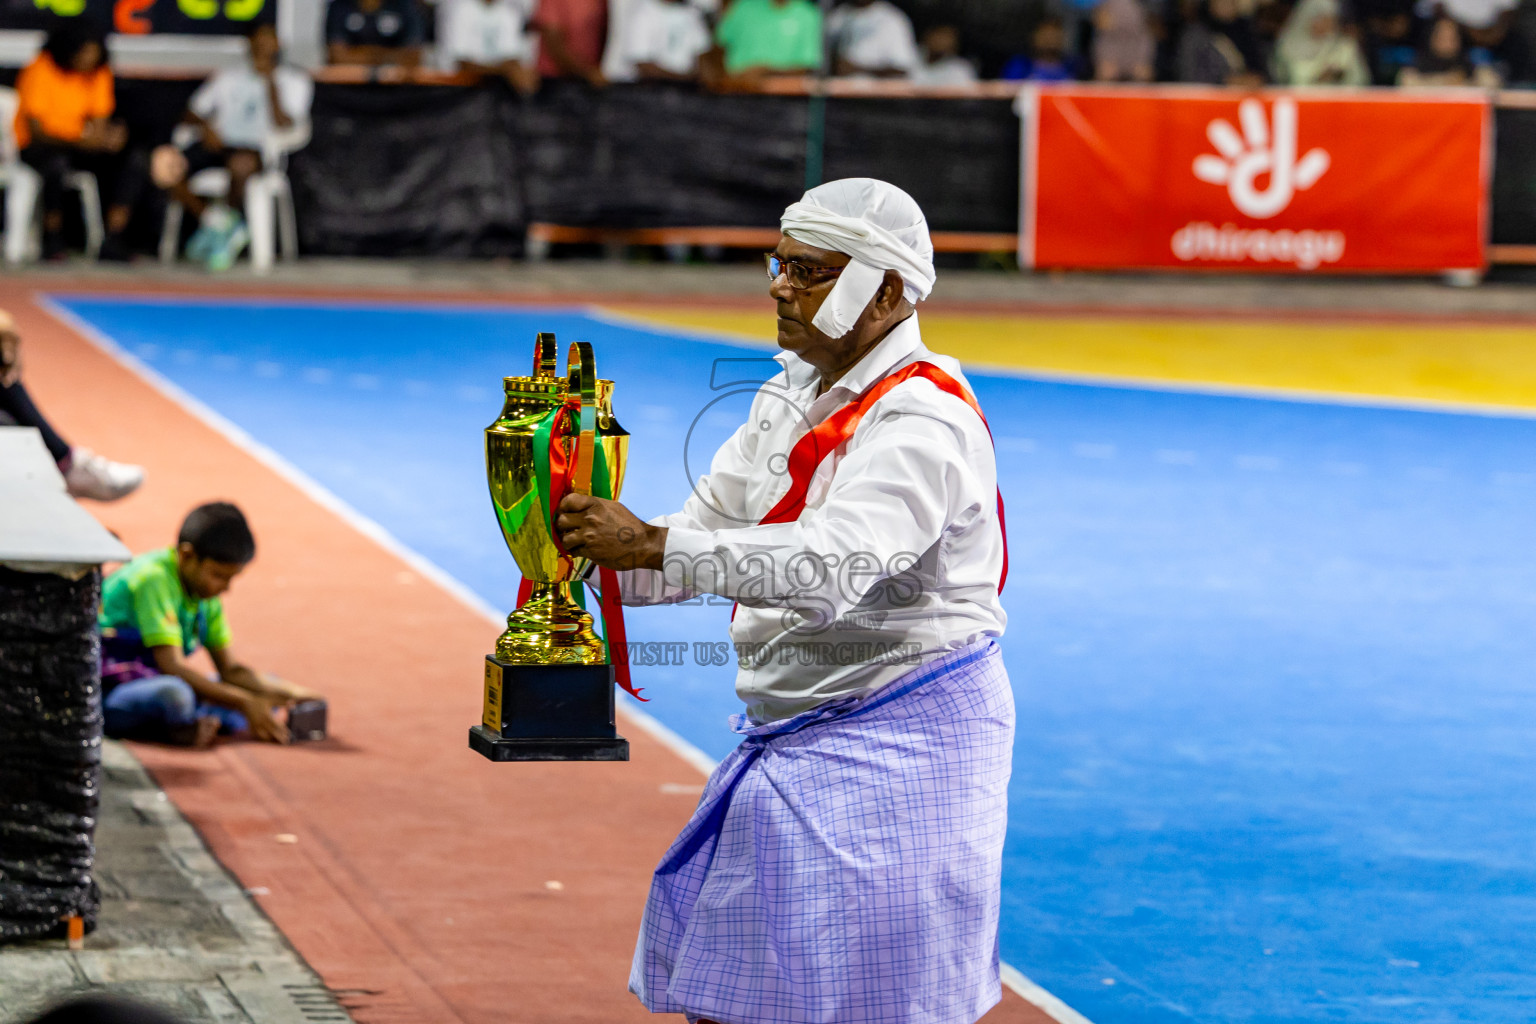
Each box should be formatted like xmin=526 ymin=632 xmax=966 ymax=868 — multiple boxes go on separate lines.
xmin=715 ymin=0 xmax=824 ymax=77
xmin=99 ymin=502 xmax=321 ymax=746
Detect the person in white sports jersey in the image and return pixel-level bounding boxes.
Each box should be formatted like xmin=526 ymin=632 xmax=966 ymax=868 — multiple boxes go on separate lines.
xmin=828 ymin=0 xmax=921 ymax=77
xmin=556 ymin=178 xmax=1012 ymax=1024
xmin=614 ymin=0 xmax=712 ymax=81
xmin=442 ymin=0 xmax=541 ymax=93
xmin=149 ymin=23 xmax=313 ymax=271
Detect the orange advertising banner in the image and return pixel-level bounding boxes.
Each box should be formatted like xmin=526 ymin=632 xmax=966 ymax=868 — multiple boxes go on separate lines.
xmin=1023 ymin=86 xmax=1489 ymax=273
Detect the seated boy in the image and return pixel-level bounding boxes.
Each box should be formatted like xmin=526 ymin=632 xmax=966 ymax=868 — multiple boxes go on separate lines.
xmin=99 ymin=502 xmax=321 ymax=746
xmin=150 ymin=23 xmax=313 ymax=271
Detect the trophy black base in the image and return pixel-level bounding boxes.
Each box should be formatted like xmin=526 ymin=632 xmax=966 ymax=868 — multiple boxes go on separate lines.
xmin=471 ymin=656 xmax=630 ymax=762
xmin=468 ymin=726 xmax=630 ymax=762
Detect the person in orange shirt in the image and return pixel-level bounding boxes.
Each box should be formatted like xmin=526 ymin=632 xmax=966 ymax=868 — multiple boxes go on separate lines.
xmin=14 ymin=23 xmax=148 ymax=261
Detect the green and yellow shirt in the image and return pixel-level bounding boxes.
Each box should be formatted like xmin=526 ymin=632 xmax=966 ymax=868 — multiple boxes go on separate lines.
xmin=99 ymin=546 xmax=231 ymax=656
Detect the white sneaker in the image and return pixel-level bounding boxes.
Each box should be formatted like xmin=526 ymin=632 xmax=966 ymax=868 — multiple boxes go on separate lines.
xmin=64 ymin=448 xmax=145 ymax=502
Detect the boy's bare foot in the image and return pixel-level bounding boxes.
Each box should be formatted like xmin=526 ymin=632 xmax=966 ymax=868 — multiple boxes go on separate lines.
xmin=166 ymin=715 xmax=222 ymax=748
xmin=192 ymin=716 xmax=221 ymax=748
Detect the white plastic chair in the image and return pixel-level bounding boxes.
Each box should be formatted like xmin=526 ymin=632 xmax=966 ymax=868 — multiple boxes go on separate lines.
xmin=158 ymin=121 xmax=308 ymax=273
xmin=0 ymin=86 xmax=105 ymax=264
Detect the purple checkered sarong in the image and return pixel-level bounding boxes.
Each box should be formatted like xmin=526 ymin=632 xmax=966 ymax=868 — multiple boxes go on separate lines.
xmin=630 ymin=639 xmax=1014 ymax=1024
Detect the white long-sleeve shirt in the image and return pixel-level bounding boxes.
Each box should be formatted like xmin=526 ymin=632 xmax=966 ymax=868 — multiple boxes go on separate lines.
xmin=618 ymin=316 xmax=1006 ymax=723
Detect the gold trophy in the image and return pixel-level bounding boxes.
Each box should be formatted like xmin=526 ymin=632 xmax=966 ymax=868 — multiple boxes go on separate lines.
xmin=469 ymin=333 xmax=632 ymax=762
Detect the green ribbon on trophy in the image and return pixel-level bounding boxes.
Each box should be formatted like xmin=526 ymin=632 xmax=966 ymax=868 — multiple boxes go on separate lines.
xmin=474 ymin=333 xmax=636 ymax=761
xmin=518 ymin=370 xmax=638 ymax=699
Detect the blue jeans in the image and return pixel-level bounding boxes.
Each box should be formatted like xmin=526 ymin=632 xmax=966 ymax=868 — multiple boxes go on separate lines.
xmin=103 ymin=676 xmax=247 ymax=741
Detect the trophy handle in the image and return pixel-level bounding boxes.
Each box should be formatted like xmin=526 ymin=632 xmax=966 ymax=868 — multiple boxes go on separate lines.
xmin=567 ymin=341 xmax=598 ymax=496
xmin=533 ymin=332 xmax=560 ymax=379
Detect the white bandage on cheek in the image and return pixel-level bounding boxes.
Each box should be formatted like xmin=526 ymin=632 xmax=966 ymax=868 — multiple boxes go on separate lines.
xmin=810 ymin=259 xmax=887 ymax=339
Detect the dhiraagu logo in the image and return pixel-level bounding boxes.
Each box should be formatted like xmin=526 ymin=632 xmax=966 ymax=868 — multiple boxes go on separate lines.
xmin=1193 ymin=98 xmax=1329 ymax=218
xmin=1175 ymin=97 xmax=1345 ymax=270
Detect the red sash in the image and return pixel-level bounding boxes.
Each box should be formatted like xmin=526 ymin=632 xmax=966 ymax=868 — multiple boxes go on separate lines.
xmin=739 ymin=361 xmax=1008 ymax=617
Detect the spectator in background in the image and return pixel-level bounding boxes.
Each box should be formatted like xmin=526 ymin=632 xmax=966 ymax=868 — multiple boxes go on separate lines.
xmin=614 ymin=0 xmax=712 ymax=81
xmin=828 ymin=0 xmax=920 ymax=77
xmin=1358 ymin=0 xmax=1418 ymax=82
xmin=605 ymin=0 xmax=715 ymax=80
xmin=1093 ymin=0 xmax=1157 ymax=80
xmin=1431 ymin=0 xmax=1527 ymax=79
xmin=533 ymin=0 xmax=608 ymax=86
xmin=0 ymin=308 xmax=143 ymax=502
xmin=1002 ymin=18 xmax=1083 ymax=80
xmin=13 ymin=22 xmax=145 ymax=261
xmin=325 ymin=0 xmax=426 ymax=66
xmin=714 ymin=0 xmax=823 ymax=79
xmin=1400 ymin=13 xmax=1502 ymax=82
xmin=912 ymin=24 xmax=979 ymax=84
xmin=1252 ymin=0 xmax=1294 ymax=69
xmin=150 ymin=24 xmax=313 ymax=272
xmin=443 ymin=0 xmax=540 ymax=92
xmin=1272 ymin=0 xmax=1369 ymax=83
xmin=1177 ymin=0 xmax=1268 ymax=83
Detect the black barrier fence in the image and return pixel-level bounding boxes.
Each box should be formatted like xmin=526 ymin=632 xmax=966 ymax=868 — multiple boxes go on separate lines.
xmin=71 ymin=79 xmax=1536 ymax=258
xmin=106 ymin=79 xmax=1020 ymax=257
xmin=286 ymin=82 xmax=1022 ymax=257
xmin=1493 ymin=107 xmax=1536 ymax=245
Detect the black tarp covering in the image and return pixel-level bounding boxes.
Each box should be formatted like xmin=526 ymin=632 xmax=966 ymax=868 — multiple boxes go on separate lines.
xmin=291 ymin=84 xmax=526 ymax=257
xmin=285 ymin=81 xmax=1018 ymax=256
xmin=1492 ymin=107 xmax=1536 ymax=245
xmin=59 ymin=78 xmax=1536 ymax=255
xmin=516 ymin=84 xmax=810 ymax=229
xmin=823 ymin=97 xmax=1020 ymax=234
xmin=0 ymin=568 xmax=103 ymax=944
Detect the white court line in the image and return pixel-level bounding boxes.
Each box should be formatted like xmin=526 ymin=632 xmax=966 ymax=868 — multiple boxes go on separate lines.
xmin=1002 ymin=964 xmax=1098 ymax=1024
xmin=591 ymin=304 xmax=1536 ymax=423
xmin=42 ymin=293 xmax=1094 ymax=1024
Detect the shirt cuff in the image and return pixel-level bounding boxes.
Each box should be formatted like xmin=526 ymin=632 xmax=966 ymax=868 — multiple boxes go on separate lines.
xmin=660 ymin=525 xmax=721 ymax=593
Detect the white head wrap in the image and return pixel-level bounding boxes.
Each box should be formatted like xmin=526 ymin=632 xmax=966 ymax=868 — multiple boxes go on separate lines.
xmin=780 ymin=178 xmax=936 ymax=339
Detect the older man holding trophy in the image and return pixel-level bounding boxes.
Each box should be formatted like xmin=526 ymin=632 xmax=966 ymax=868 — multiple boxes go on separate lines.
xmin=552 ymin=178 xmax=1012 ymax=1024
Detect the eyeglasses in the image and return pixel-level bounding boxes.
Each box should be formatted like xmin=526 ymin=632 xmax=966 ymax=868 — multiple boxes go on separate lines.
xmin=765 ymin=254 xmax=845 ymax=291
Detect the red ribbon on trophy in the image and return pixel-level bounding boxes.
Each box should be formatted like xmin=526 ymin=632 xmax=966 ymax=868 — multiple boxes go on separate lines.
xmin=516 ymin=375 xmax=642 ymax=701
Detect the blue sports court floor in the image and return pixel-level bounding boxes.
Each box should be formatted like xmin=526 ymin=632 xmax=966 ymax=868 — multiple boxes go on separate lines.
xmin=53 ymin=295 xmax=1536 ymax=1024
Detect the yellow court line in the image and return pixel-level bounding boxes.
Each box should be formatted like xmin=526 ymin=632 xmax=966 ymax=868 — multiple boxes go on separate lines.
xmin=604 ymin=306 xmax=1536 ymax=414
